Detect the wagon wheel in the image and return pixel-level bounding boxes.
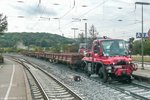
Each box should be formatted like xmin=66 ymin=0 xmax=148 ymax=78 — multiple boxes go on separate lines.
xmin=80 ymin=61 xmax=86 ymax=71
xmin=86 ymin=72 xmax=91 ymax=77
xmin=74 ymin=60 xmax=82 ymax=71
xmin=83 ymin=62 xmax=91 ymax=77
xmin=99 ymin=66 xmax=108 ymax=83
xmin=84 ymin=66 xmax=91 ymax=77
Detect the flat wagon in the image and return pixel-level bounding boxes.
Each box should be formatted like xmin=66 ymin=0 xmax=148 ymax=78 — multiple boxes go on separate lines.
xmin=23 ymin=52 xmax=83 ymax=68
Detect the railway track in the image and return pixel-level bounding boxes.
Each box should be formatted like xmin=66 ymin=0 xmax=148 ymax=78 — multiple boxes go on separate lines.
xmin=19 ymin=57 xmax=137 ymax=100
xmin=17 ymin=58 xmax=83 ymax=100
xmin=134 ymin=61 xmax=150 ymax=65
xmin=13 ymin=56 xmax=150 ymax=100
xmin=25 ymin=68 xmax=47 ymax=100
xmin=85 ymin=75 xmax=150 ymax=100
xmin=110 ymin=82 xmax=150 ymax=100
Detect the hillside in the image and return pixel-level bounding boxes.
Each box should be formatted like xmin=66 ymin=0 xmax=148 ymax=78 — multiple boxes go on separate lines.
xmin=0 ymin=32 xmax=75 ymax=48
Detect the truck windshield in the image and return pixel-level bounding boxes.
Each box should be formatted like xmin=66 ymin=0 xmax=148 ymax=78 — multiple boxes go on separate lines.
xmin=102 ymin=40 xmax=128 ymax=56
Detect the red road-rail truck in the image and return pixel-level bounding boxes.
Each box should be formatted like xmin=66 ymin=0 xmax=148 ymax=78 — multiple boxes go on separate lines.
xmin=24 ymin=38 xmax=137 ymax=83
xmin=81 ymin=38 xmax=137 ymax=83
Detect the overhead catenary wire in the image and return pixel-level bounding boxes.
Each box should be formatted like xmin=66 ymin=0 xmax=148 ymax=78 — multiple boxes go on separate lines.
xmin=53 ymin=0 xmax=109 ymax=33
xmin=60 ymin=0 xmax=76 ymax=19
xmin=78 ymin=0 xmax=109 ymax=18
xmin=108 ymin=2 xmax=137 ymax=22
xmin=28 ymin=0 xmax=48 ymax=31
xmin=57 ymin=0 xmax=76 ymax=36
xmin=24 ymin=0 xmax=149 ymax=38
xmin=37 ymin=0 xmax=41 ymax=7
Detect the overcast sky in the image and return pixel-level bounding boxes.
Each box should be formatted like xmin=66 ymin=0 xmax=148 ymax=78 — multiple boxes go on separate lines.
xmin=0 ymin=0 xmax=150 ymax=40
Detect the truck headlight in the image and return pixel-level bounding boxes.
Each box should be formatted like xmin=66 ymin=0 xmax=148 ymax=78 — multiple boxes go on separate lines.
xmin=114 ymin=65 xmax=122 ymax=68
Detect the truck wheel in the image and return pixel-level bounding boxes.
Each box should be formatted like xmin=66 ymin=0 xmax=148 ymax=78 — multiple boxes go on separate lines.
xmin=98 ymin=67 xmax=103 ymax=78
xmin=87 ymin=73 xmax=91 ymax=77
xmin=85 ymin=67 xmax=91 ymax=77
xmin=83 ymin=63 xmax=91 ymax=77
xmin=123 ymin=76 xmax=132 ymax=84
xmin=127 ymin=78 xmax=132 ymax=84
xmin=99 ymin=66 xmax=108 ymax=83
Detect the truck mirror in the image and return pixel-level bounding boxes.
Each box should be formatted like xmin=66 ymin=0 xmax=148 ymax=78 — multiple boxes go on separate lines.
xmin=128 ymin=50 xmax=132 ymax=58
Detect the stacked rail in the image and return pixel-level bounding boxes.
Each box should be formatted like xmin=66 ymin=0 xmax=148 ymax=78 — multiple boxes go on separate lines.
xmin=23 ymin=52 xmax=83 ymax=66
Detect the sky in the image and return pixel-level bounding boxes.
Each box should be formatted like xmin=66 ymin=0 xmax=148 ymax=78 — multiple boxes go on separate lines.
xmin=0 ymin=0 xmax=150 ymax=40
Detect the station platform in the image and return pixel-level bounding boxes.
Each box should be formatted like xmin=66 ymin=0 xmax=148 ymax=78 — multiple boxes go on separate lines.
xmin=0 ymin=57 xmax=32 ymax=100
xmin=133 ymin=63 xmax=150 ymax=82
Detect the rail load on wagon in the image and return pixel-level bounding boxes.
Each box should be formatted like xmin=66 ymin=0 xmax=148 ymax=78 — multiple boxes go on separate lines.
xmin=23 ymin=51 xmax=84 ymax=69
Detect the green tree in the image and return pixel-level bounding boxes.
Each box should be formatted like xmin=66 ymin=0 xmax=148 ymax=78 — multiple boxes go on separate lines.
xmin=88 ymin=24 xmax=98 ymax=48
xmin=0 ymin=14 xmax=8 ymax=34
xmin=132 ymin=40 xmax=141 ymax=55
xmin=132 ymin=39 xmax=150 ymax=55
xmin=78 ymin=32 xmax=85 ymax=43
xmin=128 ymin=37 xmax=134 ymax=52
xmin=144 ymin=39 xmax=150 ymax=55
xmin=0 ymin=32 xmax=74 ymax=48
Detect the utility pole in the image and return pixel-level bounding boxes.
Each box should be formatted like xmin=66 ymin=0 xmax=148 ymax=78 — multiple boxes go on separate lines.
xmin=135 ymin=2 xmax=150 ymax=70
xmin=85 ymin=23 xmax=87 ymax=48
xmin=82 ymin=18 xmax=88 ymax=48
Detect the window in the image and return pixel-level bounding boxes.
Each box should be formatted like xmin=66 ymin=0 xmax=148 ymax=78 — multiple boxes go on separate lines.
xmin=102 ymin=40 xmax=128 ymax=56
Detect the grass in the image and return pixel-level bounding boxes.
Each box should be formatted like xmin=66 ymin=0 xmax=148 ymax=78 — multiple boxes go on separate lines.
xmin=132 ymin=55 xmax=150 ymax=62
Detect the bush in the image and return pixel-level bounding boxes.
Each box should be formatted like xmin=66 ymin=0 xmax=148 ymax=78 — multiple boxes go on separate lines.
xmin=0 ymin=55 xmax=4 ymax=63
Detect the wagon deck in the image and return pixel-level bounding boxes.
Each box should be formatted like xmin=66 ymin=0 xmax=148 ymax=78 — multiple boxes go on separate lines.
xmin=24 ymin=52 xmax=83 ymax=65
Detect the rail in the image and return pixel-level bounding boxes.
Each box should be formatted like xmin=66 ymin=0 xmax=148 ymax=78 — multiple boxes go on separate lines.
xmin=16 ymin=58 xmax=83 ymax=100
xmin=14 ymin=58 xmax=49 ymax=100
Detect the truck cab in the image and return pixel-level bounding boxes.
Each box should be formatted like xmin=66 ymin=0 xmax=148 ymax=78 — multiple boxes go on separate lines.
xmin=81 ymin=38 xmax=137 ymax=83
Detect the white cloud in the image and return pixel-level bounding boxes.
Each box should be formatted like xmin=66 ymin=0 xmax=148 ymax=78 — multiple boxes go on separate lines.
xmin=0 ymin=0 xmax=150 ymax=39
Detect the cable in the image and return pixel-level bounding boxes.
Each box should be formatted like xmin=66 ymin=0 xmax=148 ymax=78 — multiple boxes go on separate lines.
xmin=51 ymin=0 xmax=76 ymax=36
xmin=53 ymin=0 xmax=109 ymax=33
xmin=60 ymin=0 xmax=76 ymax=19
xmin=29 ymin=0 xmax=47 ymax=31
xmin=78 ymin=0 xmax=109 ymax=18
xmin=37 ymin=0 xmax=41 ymax=7
xmin=106 ymin=0 xmax=137 ymax=22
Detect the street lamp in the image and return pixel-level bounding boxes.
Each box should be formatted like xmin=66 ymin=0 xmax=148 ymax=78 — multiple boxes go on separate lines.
xmin=82 ymin=5 xmax=88 ymax=7
xmin=118 ymin=7 xmax=123 ymax=9
xmin=53 ymin=18 xmax=64 ymax=36
xmin=53 ymin=3 xmax=60 ymax=5
xmin=135 ymin=2 xmax=150 ymax=70
xmin=17 ymin=1 xmax=24 ymax=3
xmin=118 ymin=19 xmax=123 ymax=22
xmin=17 ymin=16 xmax=24 ymax=18
xmin=71 ymin=18 xmax=88 ymax=47
xmin=71 ymin=28 xmax=78 ymax=39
